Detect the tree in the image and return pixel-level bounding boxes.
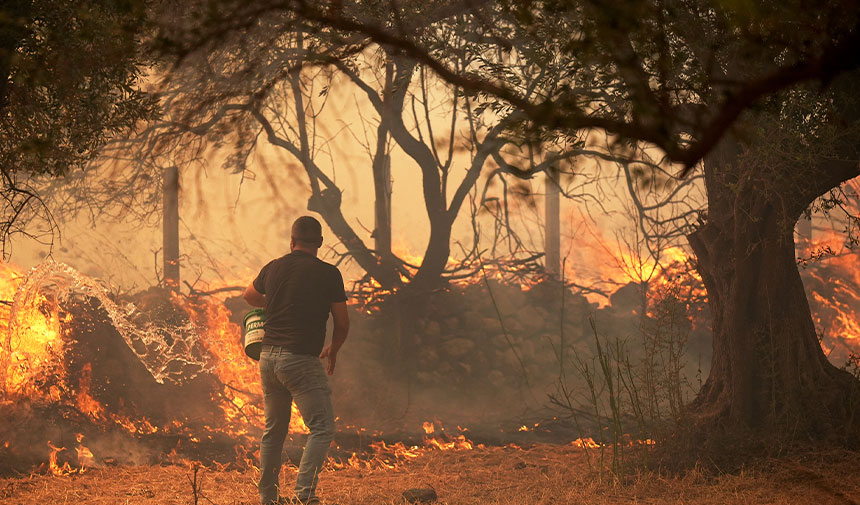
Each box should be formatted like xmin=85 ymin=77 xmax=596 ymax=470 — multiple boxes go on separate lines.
xmin=143 ymin=23 xmax=588 ymax=292
xmin=150 ymin=0 xmax=860 ymax=441
xmin=686 ymin=81 xmax=860 ymax=438
xmin=152 ymin=0 xmax=860 ymax=171
xmin=406 ymin=0 xmax=860 ymax=440
xmin=0 ymin=0 xmax=156 ymax=253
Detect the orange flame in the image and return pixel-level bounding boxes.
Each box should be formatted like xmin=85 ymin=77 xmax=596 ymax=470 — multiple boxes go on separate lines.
xmin=178 ymin=294 xmax=309 ymax=435
xmin=76 ymin=364 xmax=104 ymax=421
xmin=0 ymin=262 xmax=63 ymax=395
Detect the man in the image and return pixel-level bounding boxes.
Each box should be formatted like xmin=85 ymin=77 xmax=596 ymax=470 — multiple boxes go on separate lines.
xmin=244 ymin=216 xmax=350 ymax=505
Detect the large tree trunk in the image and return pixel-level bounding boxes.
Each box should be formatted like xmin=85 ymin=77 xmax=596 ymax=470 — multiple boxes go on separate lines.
xmin=687 ymin=134 xmax=860 ymax=438
xmin=410 ymin=217 xmax=452 ymax=291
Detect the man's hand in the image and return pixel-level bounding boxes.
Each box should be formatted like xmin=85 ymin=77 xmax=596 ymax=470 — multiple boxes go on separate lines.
xmin=323 ymin=301 xmax=348 ymax=376
xmin=319 ymin=345 xmax=337 ymax=375
xmin=243 ymin=283 xmax=266 ymax=308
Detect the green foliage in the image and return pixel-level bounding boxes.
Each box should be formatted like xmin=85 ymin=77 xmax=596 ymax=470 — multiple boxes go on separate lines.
xmin=1 ymin=0 xmax=156 ymax=176
xmin=0 ymin=0 xmax=157 ymax=246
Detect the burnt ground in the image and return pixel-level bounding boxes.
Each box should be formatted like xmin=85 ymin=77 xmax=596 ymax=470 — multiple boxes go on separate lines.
xmin=2 ymin=445 xmax=860 ymax=505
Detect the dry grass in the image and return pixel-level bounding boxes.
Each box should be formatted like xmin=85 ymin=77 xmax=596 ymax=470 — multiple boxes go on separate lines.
xmin=2 ymin=444 xmax=860 ymax=505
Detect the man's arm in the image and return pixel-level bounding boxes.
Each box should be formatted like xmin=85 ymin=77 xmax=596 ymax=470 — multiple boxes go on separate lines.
xmin=319 ymin=301 xmax=349 ymax=375
xmin=243 ymin=283 xmax=266 ymax=308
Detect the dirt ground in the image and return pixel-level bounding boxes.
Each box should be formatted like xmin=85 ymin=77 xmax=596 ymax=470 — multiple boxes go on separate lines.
xmin=2 ymin=444 xmax=859 ymax=505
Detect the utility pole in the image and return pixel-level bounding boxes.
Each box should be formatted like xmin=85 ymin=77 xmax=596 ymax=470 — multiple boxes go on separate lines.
xmin=545 ymin=165 xmax=560 ymax=279
xmin=163 ymin=166 xmax=180 ymax=292
xmin=373 ymin=147 xmax=392 ymax=259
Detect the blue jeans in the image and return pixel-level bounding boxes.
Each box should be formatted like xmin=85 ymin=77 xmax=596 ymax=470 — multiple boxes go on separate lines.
xmin=258 ymin=347 xmax=335 ymax=504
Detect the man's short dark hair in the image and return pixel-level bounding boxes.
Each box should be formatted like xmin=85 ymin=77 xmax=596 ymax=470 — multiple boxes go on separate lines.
xmin=292 ymin=216 xmax=323 ymax=246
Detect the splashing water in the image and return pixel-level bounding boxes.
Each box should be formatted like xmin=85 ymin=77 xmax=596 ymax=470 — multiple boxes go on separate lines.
xmin=2 ymin=260 xmax=213 ymax=388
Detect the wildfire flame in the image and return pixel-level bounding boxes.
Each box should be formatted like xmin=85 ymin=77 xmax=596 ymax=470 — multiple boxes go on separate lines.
xmin=178 ymin=294 xmax=309 ymax=435
xmin=0 ymin=262 xmax=63 ymax=395
xmin=46 ymin=435 xmax=95 ymax=476
xmin=798 ymin=231 xmax=860 ymax=363
xmin=328 ymin=422 xmax=480 ymax=471
xmin=2 ymin=235 xmax=859 ymax=475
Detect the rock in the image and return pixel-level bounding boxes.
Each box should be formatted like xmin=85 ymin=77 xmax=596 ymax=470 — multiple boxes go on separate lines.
xmin=442 ymin=316 xmax=461 ymax=331
xmin=517 ymin=305 xmax=544 ymax=326
xmin=424 ymin=320 xmax=441 ymax=338
xmin=441 ymin=338 xmax=475 ymax=358
xmin=456 ymin=362 xmax=472 ymax=376
xmin=561 ymin=321 xmax=584 ymax=341
xmin=481 ymin=317 xmax=503 ymax=332
xmin=403 ymin=488 xmax=438 ymax=504
xmin=507 ymin=319 xmax=524 ymax=335
xmin=495 ymin=334 xmax=518 ymax=351
xmin=416 ymin=371 xmax=434 ymax=384
xmin=571 ymin=341 xmax=593 ymax=359
xmin=519 ymin=339 xmax=537 ymax=359
xmin=418 ymin=348 xmax=439 ymax=367
xmin=500 ymin=348 xmax=521 ymax=369
xmin=437 ymin=362 xmax=453 ymax=376
xmin=487 ymin=370 xmax=505 ymax=387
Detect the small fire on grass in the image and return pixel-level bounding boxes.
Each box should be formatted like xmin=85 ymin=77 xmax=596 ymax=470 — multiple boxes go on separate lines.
xmin=518 ymin=422 xmax=541 ymax=432
xmin=45 ymin=434 xmax=97 ymax=476
xmin=3 ymin=245 xmax=860 ymax=476
xmin=328 ymin=421 xmax=480 ymax=471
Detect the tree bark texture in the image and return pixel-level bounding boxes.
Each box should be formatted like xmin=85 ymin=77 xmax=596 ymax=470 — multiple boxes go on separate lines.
xmin=687 ymin=133 xmax=860 ymax=437
xmin=409 ymin=217 xmax=452 ymax=291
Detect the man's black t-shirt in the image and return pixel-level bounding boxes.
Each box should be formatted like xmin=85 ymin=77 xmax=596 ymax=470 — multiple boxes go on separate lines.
xmin=253 ymin=251 xmax=347 ymax=356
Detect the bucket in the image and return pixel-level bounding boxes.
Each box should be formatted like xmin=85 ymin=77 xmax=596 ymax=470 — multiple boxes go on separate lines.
xmin=243 ymin=309 xmax=266 ymax=360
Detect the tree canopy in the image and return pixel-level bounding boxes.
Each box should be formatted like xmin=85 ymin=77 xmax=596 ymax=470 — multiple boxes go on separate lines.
xmin=0 ymin=0 xmax=156 ymax=250
xmin=154 ymin=0 xmax=860 ymax=171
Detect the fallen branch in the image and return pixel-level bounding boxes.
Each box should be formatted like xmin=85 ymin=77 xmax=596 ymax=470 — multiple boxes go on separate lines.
xmin=183 ymin=283 xmax=245 ymax=297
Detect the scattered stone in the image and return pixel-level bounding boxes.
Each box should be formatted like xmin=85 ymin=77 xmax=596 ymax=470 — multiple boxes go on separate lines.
xmin=403 ymin=488 xmax=438 ymax=504
xmin=441 ymin=338 xmax=475 ymax=358
xmin=487 ymin=370 xmax=505 ymax=387
xmin=442 ymin=316 xmax=460 ymax=331
xmin=424 ymin=321 xmax=441 ymax=337
xmin=418 ymin=348 xmax=439 ymax=367
xmin=482 ymin=317 xmax=503 ymax=331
